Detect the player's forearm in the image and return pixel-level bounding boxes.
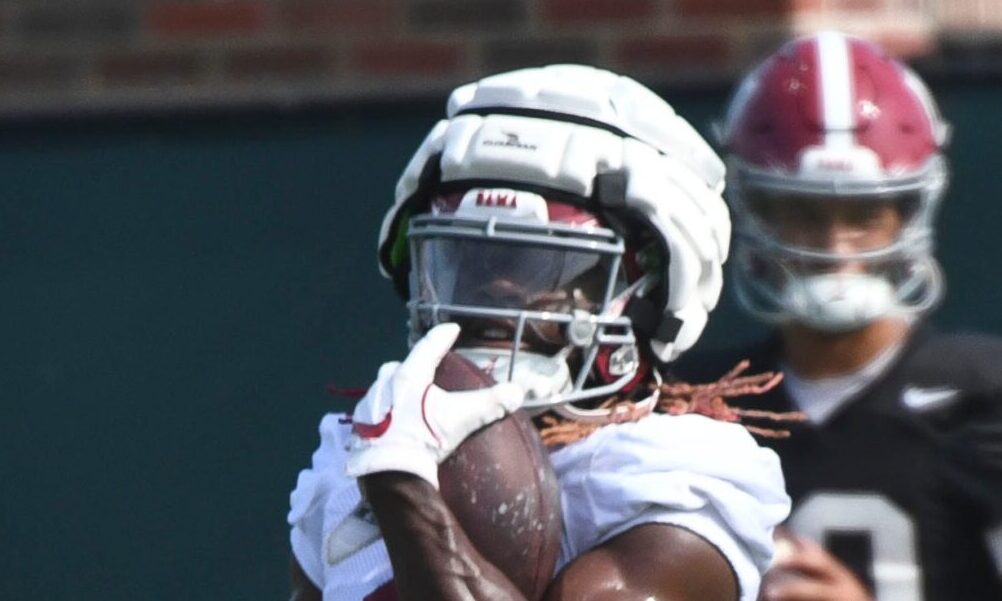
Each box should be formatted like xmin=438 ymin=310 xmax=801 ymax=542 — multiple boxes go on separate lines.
xmin=289 ymin=556 xmax=322 ymax=601
xmin=363 ymin=471 xmax=528 ymax=601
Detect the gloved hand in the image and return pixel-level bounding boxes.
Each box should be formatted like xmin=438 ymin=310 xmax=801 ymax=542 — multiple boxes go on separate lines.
xmin=345 ymin=323 xmax=525 ymax=489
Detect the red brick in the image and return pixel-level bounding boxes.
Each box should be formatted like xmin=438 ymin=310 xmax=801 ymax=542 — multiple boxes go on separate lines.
xmin=483 ymin=38 xmax=599 ymax=72
xmin=98 ymin=51 xmax=202 ymax=85
xmin=224 ymin=46 xmax=334 ymax=80
xmin=543 ymin=0 xmax=657 ymax=22
xmin=350 ymin=41 xmax=462 ymax=76
xmin=410 ymin=1 xmax=527 ymax=30
xmin=148 ymin=1 xmax=268 ymax=36
xmin=673 ymin=0 xmax=797 ymax=19
xmin=616 ymin=35 xmax=730 ymax=69
xmin=280 ymin=0 xmax=395 ymax=32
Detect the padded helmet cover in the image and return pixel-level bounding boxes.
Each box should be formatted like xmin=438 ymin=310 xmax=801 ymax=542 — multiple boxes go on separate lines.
xmin=378 ymin=65 xmax=731 ymax=362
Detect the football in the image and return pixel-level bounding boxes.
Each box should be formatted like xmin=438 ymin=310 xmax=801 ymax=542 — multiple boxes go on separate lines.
xmin=435 ymin=351 xmax=563 ymax=601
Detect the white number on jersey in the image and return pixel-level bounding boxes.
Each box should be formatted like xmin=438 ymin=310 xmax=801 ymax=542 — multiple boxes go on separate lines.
xmin=788 ymin=492 xmax=922 ymax=601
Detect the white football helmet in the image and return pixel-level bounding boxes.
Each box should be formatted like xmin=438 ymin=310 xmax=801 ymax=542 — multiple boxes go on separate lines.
xmin=378 ymin=65 xmax=731 ymax=421
xmin=719 ymin=32 xmax=949 ymax=332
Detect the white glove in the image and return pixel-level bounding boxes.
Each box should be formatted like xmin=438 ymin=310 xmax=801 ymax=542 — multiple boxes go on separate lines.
xmin=345 ymin=323 xmax=525 ymax=489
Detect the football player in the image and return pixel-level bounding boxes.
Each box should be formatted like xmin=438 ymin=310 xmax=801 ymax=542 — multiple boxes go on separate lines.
xmin=675 ymin=32 xmax=1002 ymax=601
xmin=287 ymin=65 xmax=791 ymax=601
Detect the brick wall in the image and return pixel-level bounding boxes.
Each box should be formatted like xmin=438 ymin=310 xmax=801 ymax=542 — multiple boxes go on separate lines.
xmin=0 ymin=0 xmax=998 ymax=116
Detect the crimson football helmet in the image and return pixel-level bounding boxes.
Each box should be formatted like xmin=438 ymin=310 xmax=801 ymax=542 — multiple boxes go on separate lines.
xmin=718 ymin=32 xmax=949 ymax=331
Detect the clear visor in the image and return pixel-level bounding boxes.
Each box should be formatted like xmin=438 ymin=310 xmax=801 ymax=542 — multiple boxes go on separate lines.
xmin=414 ymin=236 xmax=621 ymax=315
xmin=744 ymin=189 xmax=922 ymax=257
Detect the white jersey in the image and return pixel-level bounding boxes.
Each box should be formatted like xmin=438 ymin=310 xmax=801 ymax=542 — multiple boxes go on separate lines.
xmin=288 ymin=412 xmax=790 ymax=601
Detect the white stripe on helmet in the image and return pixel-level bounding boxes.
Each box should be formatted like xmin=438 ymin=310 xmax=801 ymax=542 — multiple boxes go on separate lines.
xmin=817 ymin=31 xmax=855 ymax=150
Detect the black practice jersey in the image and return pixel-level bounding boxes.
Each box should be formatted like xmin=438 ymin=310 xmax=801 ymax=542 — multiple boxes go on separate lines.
xmin=674 ymin=325 xmax=1002 ymax=601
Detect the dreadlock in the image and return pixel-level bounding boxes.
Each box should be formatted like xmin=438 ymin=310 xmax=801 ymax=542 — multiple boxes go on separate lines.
xmin=537 ymin=360 xmax=806 ymax=448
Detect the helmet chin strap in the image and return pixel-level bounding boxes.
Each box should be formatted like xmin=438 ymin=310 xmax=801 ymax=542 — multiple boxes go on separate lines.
xmin=439 ymin=269 xmax=667 ymax=425
xmin=735 ymin=241 xmax=946 ymax=334
xmin=454 ymin=343 xmax=656 ymax=425
xmin=782 ymin=273 xmax=897 ymax=333
xmin=551 ymin=370 xmax=661 ymax=424
xmin=453 ymin=345 xmax=575 ymax=406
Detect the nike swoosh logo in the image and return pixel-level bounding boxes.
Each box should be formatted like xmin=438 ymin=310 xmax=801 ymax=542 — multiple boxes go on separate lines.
xmin=901 ymin=386 xmax=959 ymax=411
